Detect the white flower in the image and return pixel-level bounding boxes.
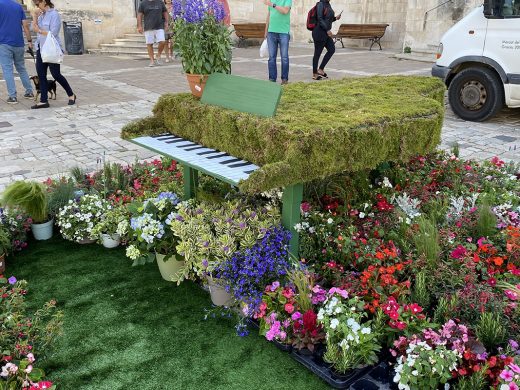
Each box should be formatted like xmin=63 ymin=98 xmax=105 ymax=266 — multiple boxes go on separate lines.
xmin=359 ymin=212 xmax=365 ymax=219
xmin=411 ymin=370 xmax=418 ymax=376
xmin=327 ymin=218 xmax=333 ymax=224
xmin=330 ymin=318 xmax=339 ymax=329
xmin=361 ymin=327 xmax=371 ymax=334
xmin=382 ymin=177 xmax=393 ymax=188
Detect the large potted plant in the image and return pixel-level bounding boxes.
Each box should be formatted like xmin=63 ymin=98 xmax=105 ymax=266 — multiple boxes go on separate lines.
xmin=0 ymin=224 xmax=11 ymax=273
xmin=1 ymin=181 xmax=53 ymax=240
xmin=56 ymin=194 xmax=111 ymax=244
xmin=171 ymin=0 xmax=232 ymax=97
xmin=168 ymin=199 xmax=280 ymax=304
xmin=126 ymin=192 xmax=183 ymax=282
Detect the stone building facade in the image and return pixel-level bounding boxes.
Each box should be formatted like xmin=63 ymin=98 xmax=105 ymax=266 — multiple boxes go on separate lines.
xmin=39 ymin=0 xmax=482 ymax=52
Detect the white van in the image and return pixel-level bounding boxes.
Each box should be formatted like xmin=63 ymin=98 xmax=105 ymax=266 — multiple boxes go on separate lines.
xmin=432 ymin=0 xmax=520 ymax=121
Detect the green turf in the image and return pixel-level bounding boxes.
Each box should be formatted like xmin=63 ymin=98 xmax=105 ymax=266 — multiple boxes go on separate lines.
xmin=8 ymin=237 xmax=330 ymax=390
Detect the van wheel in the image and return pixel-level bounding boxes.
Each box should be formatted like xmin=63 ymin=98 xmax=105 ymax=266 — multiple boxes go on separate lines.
xmin=448 ymin=67 xmax=504 ymax=122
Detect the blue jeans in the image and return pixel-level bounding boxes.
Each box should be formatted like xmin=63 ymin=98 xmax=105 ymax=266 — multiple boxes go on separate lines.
xmin=0 ymin=44 xmax=33 ymax=98
xmin=267 ymin=32 xmax=289 ymax=82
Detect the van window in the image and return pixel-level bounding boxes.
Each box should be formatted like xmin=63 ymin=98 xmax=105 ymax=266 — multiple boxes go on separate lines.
xmin=492 ymin=0 xmax=520 ymax=17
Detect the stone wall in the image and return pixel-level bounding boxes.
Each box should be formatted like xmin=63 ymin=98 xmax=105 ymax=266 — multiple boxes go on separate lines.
xmin=31 ymin=0 xmax=138 ymax=49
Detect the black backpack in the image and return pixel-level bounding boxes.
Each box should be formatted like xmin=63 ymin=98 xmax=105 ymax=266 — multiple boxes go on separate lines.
xmin=306 ymin=2 xmax=327 ymax=31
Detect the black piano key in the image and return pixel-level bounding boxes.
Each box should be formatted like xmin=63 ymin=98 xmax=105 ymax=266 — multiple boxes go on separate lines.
xmin=244 ymin=170 xmax=255 ymax=175
xmin=152 ymin=133 xmax=171 ymax=138
xmin=184 ymin=146 xmax=206 ymax=151
xmin=219 ymin=158 xmax=242 ymax=165
xmin=207 ymin=153 xmax=229 ymax=160
xmin=228 ymin=161 xmax=255 ymax=168
xmin=177 ymin=143 xmax=198 ymax=149
xmin=165 ymin=139 xmax=188 ymax=144
xmin=158 ymin=136 xmax=179 ymax=141
xmin=198 ymin=150 xmax=220 ymax=156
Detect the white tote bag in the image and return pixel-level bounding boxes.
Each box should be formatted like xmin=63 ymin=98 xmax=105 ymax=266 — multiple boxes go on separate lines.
xmin=259 ymin=39 xmax=268 ymax=58
xmin=41 ymin=32 xmax=64 ymax=64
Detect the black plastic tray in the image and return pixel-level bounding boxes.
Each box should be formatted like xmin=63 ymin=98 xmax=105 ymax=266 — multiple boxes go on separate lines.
xmin=349 ymin=362 xmax=397 ymax=390
xmin=290 ymin=348 xmax=372 ymax=389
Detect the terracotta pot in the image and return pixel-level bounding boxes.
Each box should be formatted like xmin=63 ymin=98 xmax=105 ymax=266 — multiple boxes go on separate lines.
xmin=156 ymin=253 xmax=185 ymax=282
xmin=31 ymin=219 xmax=54 ymax=241
xmin=185 ymin=73 xmax=209 ymax=98
xmin=0 ymin=253 xmax=5 ymax=273
xmin=101 ymin=233 xmax=120 ymax=249
xmin=206 ymin=275 xmax=233 ymax=306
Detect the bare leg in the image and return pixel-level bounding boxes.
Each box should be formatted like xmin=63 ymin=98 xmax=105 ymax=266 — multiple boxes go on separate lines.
xmin=157 ymin=41 xmax=166 ymax=60
xmin=146 ymin=44 xmax=155 ymax=65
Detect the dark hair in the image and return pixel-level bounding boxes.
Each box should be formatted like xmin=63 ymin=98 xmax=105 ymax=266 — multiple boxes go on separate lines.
xmin=34 ymin=0 xmax=54 ymax=7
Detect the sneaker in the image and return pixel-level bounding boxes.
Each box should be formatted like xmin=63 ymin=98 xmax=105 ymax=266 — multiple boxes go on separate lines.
xmin=6 ymin=97 xmax=18 ymax=104
xmin=154 ymin=59 xmax=162 ymax=66
xmin=148 ymin=62 xmax=155 ymax=67
xmin=24 ymin=92 xmax=34 ymax=99
xmin=165 ymin=57 xmax=170 ymax=63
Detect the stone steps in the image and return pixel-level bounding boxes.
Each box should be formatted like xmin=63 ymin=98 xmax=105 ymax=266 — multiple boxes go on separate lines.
xmin=394 ymin=48 xmax=436 ymax=63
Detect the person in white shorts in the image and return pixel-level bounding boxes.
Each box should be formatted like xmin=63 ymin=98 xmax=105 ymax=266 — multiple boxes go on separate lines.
xmin=137 ymin=0 xmax=169 ymax=67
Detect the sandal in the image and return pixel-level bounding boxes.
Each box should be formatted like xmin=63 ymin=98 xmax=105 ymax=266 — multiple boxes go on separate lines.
xmin=312 ymin=75 xmax=324 ymax=80
xmin=318 ymin=71 xmax=328 ymax=78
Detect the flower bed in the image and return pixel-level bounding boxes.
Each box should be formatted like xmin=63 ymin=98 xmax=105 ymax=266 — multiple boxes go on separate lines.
xmin=1 ymin=151 xmax=519 ymax=389
xmin=121 ymin=76 xmax=445 ymax=192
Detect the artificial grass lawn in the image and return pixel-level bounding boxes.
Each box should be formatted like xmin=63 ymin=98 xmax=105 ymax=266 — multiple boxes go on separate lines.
xmin=9 ymin=237 xmax=330 ymax=390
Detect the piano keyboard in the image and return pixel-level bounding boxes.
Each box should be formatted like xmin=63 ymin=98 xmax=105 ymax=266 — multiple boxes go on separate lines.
xmin=131 ymin=133 xmax=260 ymax=185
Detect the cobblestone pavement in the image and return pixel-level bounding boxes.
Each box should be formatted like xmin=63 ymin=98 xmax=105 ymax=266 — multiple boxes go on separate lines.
xmin=0 ymin=44 xmax=519 ymax=190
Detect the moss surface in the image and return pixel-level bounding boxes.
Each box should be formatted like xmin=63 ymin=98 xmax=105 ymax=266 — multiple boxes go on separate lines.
xmin=122 ymin=76 xmax=445 ymax=193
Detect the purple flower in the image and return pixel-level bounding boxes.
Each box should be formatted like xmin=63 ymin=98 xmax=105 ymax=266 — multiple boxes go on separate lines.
xmin=8 ymin=276 xmax=17 ymax=285
xmin=172 ymin=0 xmax=226 ymax=24
xmin=509 ymin=339 xmax=519 ymax=351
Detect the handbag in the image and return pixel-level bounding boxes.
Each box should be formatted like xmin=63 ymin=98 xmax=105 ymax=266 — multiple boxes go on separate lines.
xmin=41 ymin=32 xmax=64 ymax=64
xmin=259 ymin=39 xmax=268 ymax=58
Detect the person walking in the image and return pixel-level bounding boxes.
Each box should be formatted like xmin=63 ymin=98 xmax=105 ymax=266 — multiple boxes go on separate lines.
xmin=31 ymin=0 xmax=76 ymax=109
xmin=263 ymin=0 xmax=292 ymax=85
xmin=163 ymin=0 xmax=173 ymax=63
xmin=311 ymin=0 xmax=341 ymax=80
xmin=138 ymin=0 xmax=169 ymax=67
xmin=0 ymin=0 xmax=35 ymax=104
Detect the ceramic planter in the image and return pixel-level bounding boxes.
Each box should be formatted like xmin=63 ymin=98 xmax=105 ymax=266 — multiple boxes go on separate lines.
xmin=206 ymin=276 xmax=233 ymax=306
xmin=156 ymin=253 xmax=185 ymax=282
xmin=185 ymin=73 xmax=208 ymax=98
xmin=31 ymin=219 xmax=54 ymax=241
xmin=101 ymin=233 xmax=120 ymax=249
xmin=0 ymin=253 xmax=5 ymax=273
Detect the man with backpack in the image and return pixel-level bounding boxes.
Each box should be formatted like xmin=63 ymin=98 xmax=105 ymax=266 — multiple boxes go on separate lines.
xmin=308 ymin=0 xmax=341 ymax=80
xmin=263 ymin=0 xmax=292 ymax=85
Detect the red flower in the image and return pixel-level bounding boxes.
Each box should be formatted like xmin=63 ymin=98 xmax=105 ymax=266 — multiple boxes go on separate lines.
xmin=282 ymin=288 xmax=294 ymax=299
xmin=284 ymin=303 xmax=295 ymax=314
xmin=302 ymin=310 xmax=318 ymax=332
xmin=451 ymin=245 xmax=467 ymax=259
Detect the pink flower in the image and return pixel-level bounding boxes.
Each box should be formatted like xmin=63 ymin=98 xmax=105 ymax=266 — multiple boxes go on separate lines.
xmin=509 ymin=364 xmax=520 ymax=374
xmin=490 ymin=156 xmax=505 ymax=167
xmin=505 ymin=290 xmax=518 ymax=301
xmin=38 ymin=381 xmax=54 ymax=389
xmin=451 ymin=245 xmax=467 ymax=259
xmin=284 ymin=303 xmax=295 ymax=314
xmin=26 ymin=353 xmax=35 ymax=363
xmin=500 ymin=369 xmax=514 ymax=382
xmin=300 ymin=202 xmax=311 ymax=213
xmin=279 ymin=331 xmax=287 ymax=340
xmin=282 ymin=287 xmax=294 ymax=299
xmin=487 ymin=277 xmax=497 ymax=287
xmin=291 ymin=311 xmax=302 ymax=321
xmin=328 ymin=287 xmax=348 ymax=299
xmin=508 ymin=383 xmax=519 ymax=390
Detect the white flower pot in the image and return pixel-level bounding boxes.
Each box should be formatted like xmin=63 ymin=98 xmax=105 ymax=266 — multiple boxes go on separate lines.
xmin=31 ymin=219 xmax=54 ymax=241
xmin=156 ymin=253 xmax=185 ymax=282
xmin=78 ymin=237 xmax=96 ymax=244
xmin=206 ymin=276 xmax=233 ymax=307
xmin=101 ymin=234 xmax=120 ymax=249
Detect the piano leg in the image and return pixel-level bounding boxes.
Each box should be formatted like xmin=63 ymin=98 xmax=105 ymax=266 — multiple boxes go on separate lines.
xmin=183 ymin=165 xmax=199 ymax=200
xmin=281 ymin=183 xmax=303 ymax=259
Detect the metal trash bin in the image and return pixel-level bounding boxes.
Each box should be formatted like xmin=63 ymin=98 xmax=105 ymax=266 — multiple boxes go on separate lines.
xmin=63 ymin=21 xmax=84 ymax=55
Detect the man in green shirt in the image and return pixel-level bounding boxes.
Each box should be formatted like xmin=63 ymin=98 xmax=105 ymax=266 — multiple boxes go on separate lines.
xmin=263 ymin=0 xmax=292 ymax=84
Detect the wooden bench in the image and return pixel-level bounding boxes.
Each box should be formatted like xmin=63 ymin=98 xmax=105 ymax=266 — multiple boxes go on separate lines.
xmin=130 ymin=74 xmax=303 ymax=257
xmin=232 ymin=23 xmax=266 ymax=47
xmin=333 ymin=23 xmax=389 ymax=50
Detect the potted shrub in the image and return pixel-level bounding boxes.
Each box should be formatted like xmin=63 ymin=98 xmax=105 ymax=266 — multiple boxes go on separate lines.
xmin=1 ymin=181 xmax=53 ymax=240
xmin=0 ymin=224 xmax=11 ymax=273
xmin=171 ymin=0 xmax=232 ymax=97
xmin=56 ymin=194 xmax=110 ymax=244
xmin=126 ymin=192 xmax=183 ymax=281
xmin=91 ymin=206 xmax=130 ymax=249
xmin=168 ymin=200 xmax=280 ymax=303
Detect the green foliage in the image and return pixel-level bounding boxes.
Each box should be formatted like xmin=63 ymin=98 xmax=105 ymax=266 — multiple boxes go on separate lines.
xmin=91 ymin=205 xmax=130 ymax=240
xmin=0 ymin=224 xmax=11 ymax=255
xmin=413 ymin=217 xmax=441 ymax=268
xmin=287 ymin=269 xmax=313 ymax=312
xmin=1 ymin=181 xmax=48 ymax=223
xmin=99 ymin=162 xmax=131 ymax=198
xmin=475 ymin=312 xmax=507 ymax=352
xmin=451 ymin=142 xmax=460 ymax=158
xmin=121 ymin=76 xmax=445 ymax=192
xmin=475 ymin=200 xmax=498 ymax=238
xmin=173 ymin=14 xmax=232 ymax=75
xmin=433 ymin=295 xmax=458 ymax=324
xmin=412 ymin=272 xmax=431 ymax=310
xmin=47 ymin=178 xmax=76 ymax=217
